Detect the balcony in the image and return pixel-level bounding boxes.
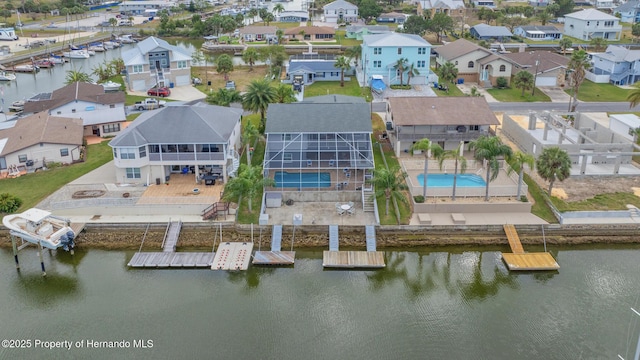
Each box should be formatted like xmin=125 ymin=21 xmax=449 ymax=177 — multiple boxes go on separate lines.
xmin=149 ymin=152 xmax=225 ymax=162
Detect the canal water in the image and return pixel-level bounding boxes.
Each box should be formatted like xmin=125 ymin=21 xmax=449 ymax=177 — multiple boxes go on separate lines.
xmin=0 ymin=246 xmax=638 ymax=359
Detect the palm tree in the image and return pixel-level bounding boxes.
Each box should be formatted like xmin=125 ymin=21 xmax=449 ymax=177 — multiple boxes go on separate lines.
xmin=275 ymin=29 xmax=284 ymax=45
xmin=437 ymin=61 xmax=458 ymax=84
xmin=334 ymin=56 xmax=351 ymax=87
xmin=409 ymin=138 xmax=444 ymax=198
xmin=590 ymin=37 xmax=607 ymax=52
xmin=437 ymin=143 xmax=468 ymax=201
xmin=536 ymin=147 xmax=571 ymax=195
xmin=537 ymin=10 xmax=553 ymax=26
xmin=626 ymin=82 xmax=640 ymax=108
xmin=242 ymin=79 xmax=277 ymax=132
xmin=109 ymin=58 xmax=125 ymax=75
xmin=263 ymin=12 xmax=275 ymax=26
xmin=65 ymin=70 xmax=92 ymax=85
xmin=369 ymin=166 xmax=408 ymax=217
xmin=567 ymin=49 xmax=591 ymax=112
xmin=513 ymin=70 xmax=534 ymax=97
xmin=393 ymin=57 xmax=408 ymax=86
xmin=273 ymin=3 xmax=285 ymax=15
xmin=344 ymin=45 xmax=362 ymax=67
xmin=559 ymin=38 xmax=572 ymax=56
xmin=274 ymin=83 xmax=297 ymax=103
xmin=469 ymin=135 xmax=513 ymax=201
xmin=222 ymin=164 xmax=275 ymax=212
xmin=242 ymin=122 xmax=261 ymax=165
xmin=205 ymin=88 xmax=242 ymax=107
xmin=508 ymin=151 xmax=535 ymax=199
xmin=108 ymin=17 xmax=117 ymax=32
xmin=242 ymin=47 xmax=260 ymax=71
xmin=406 ymin=63 xmax=420 ymax=86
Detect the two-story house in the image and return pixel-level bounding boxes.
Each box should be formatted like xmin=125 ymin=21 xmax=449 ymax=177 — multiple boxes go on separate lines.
xmin=418 ymin=0 xmax=466 ymax=17
xmin=563 ymin=8 xmax=621 ymax=41
xmin=435 ymin=39 xmax=514 ymax=87
xmin=118 ymin=1 xmax=175 ymax=15
xmin=361 ymin=32 xmax=436 ymax=87
xmin=122 ymin=36 xmax=192 ymax=92
xmin=109 ymin=103 xmax=242 ymax=185
xmin=386 ymin=97 xmax=500 ymax=157
xmin=614 ymin=1 xmax=640 ymax=23
xmin=323 ymin=0 xmax=358 ymax=23
xmin=590 ymin=45 xmax=640 ymax=85
xmin=22 ymin=82 xmax=127 ymax=139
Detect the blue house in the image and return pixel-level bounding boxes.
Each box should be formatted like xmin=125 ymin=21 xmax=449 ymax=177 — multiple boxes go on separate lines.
xmin=590 ymin=45 xmax=640 ymax=85
xmin=470 ymin=24 xmax=513 ymax=41
xmin=614 ymin=1 xmax=640 ymax=23
xmin=283 ymin=54 xmax=350 ymax=85
xmin=361 ymin=33 xmax=437 ymax=87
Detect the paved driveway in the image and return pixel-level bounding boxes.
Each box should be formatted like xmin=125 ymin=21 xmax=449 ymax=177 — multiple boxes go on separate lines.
xmin=537 ymin=86 xmax=572 ymax=102
xmin=128 ymin=85 xmax=206 ymax=102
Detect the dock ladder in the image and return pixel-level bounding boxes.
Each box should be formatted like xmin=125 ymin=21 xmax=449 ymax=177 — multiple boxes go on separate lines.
xmin=329 ymin=225 xmax=339 ymax=251
xmin=271 ymin=225 xmax=282 ymax=252
xmin=365 ymin=225 xmax=376 ymax=252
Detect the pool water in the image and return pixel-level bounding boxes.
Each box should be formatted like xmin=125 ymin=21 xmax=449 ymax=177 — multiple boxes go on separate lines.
xmin=417 ymin=173 xmax=486 ymax=187
xmin=275 ymin=171 xmax=331 ymax=188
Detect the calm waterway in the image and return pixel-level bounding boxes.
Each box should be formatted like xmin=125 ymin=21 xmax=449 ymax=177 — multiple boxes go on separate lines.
xmin=1 ymin=246 xmax=639 ymax=359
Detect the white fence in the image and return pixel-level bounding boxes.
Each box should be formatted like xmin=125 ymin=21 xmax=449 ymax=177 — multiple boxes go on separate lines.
xmin=585 ymin=71 xmax=610 ymax=84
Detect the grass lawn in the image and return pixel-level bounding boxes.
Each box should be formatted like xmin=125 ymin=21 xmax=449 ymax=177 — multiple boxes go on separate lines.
xmin=335 ymin=31 xmax=362 ymax=47
xmin=235 ymin=114 xmax=266 ymax=224
xmin=487 ymin=87 xmax=551 ymax=102
xmin=192 ymin=65 xmax=271 ymax=93
xmin=523 ymin=173 xmax=558 ymax=223
xmin=565 ymin=81 xmax=631 ymax=102
xmin=304 ymin=80 xmax=371 ymax=100
xmin=0 ymin=142 xmax=113 ymax=216
xmin=433 ymin=83 xmax=466 ymax=97
xmin=551 ymin=192 xmax=640 ymax=211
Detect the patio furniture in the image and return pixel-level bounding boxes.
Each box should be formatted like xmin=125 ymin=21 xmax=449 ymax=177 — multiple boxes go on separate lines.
xmin=336 ymin=203 xmax=345 ymax=215
xmin=329 ymin=159 xmax=335 ymax=167
xmin=307 ymin=160 xmax=313 ymax=167
xmin=347 ymin=207 xmax=355 ymax=216
xmin=348 ymin=201 xmax=354 ymax=208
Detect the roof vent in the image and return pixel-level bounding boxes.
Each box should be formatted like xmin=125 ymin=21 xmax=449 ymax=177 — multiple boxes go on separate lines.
xmin=431 ymin=105 xmax=435 ymax=109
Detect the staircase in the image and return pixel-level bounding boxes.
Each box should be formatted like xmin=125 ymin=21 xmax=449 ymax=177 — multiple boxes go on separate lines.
xmin=202 ymin=202 xmax=229 ymax=220
xmin=228 ymin=149 xmax=240 ymax=178
xmin=361 ymin=185 xmax=375 ymax=213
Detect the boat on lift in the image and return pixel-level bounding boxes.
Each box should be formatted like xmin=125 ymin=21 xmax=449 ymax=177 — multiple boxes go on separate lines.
xmin=0 ymin=71 xmax=16 ymax=81
xmin=88 ymin=42 xmax=106 ymax=52
xmin=117 ymin=34 xmax=136 ymax=44
xmin=8 ymin=99 xmax=25 ymax=112
xmin=34 ymin=58 xmax=54 ymax=68
xmin=2 ymin=208 xmax=76 ymax=251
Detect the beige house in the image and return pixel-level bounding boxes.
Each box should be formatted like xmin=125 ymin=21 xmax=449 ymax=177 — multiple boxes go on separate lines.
xmin=122 ymin=36 xmax=192 ymax=92
xmin=0 ymin=113 xmax=83 ymax=175
xmin=502 ymin=51 xmax=568 ymax=87
xmin=239 ymin=26 xmax=277 ymax=42
xmin=435 ymin=39 xmax=514 ymax=87
xmin=285 ymin=26 xmax=336 ymax=41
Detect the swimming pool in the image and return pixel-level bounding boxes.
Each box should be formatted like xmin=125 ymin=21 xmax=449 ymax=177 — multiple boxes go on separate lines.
xmin=274 ymin=171 xmax=331 ymax=188
xmin=417 ymin=173 xmax=486 ymax=187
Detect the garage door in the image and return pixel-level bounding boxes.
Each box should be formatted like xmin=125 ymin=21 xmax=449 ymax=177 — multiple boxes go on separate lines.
xmin=132 ymin=80 xmax=147 ymax=91
xmin=536 ymin=76 xmax=556 ymax=87
xmin=175 ymin=75 xmax=190 ymax=86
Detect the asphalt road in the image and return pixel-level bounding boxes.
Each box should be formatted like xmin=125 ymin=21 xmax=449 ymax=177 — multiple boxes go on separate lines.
xmin=488 ymin=102 xmax=640 ymax=113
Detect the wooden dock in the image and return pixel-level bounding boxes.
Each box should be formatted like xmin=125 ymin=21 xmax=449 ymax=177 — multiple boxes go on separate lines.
xmin=501 ymin=224 xmax=559 ymax=271
xmin=322 ymin=251 xmax=386 ymax=269
xmin=253 ymin=225 xmax=296 ymax=265
xmin=211 ymin=242 xmax=254 ymax=270
xmin=128 ymin=252 xmax=215 ymax=268
xmin=70 ymin=222 xmax=86 ymax=236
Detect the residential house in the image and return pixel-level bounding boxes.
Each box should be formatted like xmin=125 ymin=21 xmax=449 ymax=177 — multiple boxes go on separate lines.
xmin=122 ymin=36 xmax=192 ymax=92
xmin=22 ymin=82 xmax=127 ymax=138
xmin=283 ymin=54 xmax=349 ymax=85
xmin=435 ymin=39 xmax=514 ymax=87
xmin=590 ymin=45 xmax=640 ymax=85
xmin=563 ymin=8 xmax=621 ymax=41
xmin=502 ymin=51 xmax=568 ymax=86
xmin=614 ymin=1 xmax=640 ymax=23
xmin=0 ymin=113 xmax=83 ymax=176
xmin=386 ymin=97 xmax=499 ymax=157
xmin=109 ymin=103 xmax=242 ymax=185
xmin=263 ymin=101 xmax=374 ymax=192
xmin=277 ymin=11 xmax=309 ymax=22
xmin=118 ymin=1 xmax=175 ymax=15
xmin=609 ymin=114 xmax=640 ymax=141
xmin=285 ymin=26 xmax=336 ymax=41
xmin=528 ymin=0 xmax=549 ymax=6
xmin=418 ymin=0 xmax=466 ymax=17
xmin=361 ymin=32 xmax=436 ymax=87
xmin=514 ymin=25 xmax=562 ymax=41
xmin=301 ymin=94 xmax=367 ymax=103
xmin=376 ymin=12 xmax=407 ymax=24
xmin=473 ymin=0 xmax=496 ymax=8
xmin=239 ymin=26 xmax=277 ymax=42
xmin=594 ymin=0 xmax=615 ymax=11
xmin=469 ymin=24 xmax=513 ymax=42
xmin=345 ymin=25 xmax=391 ymax=40
xmin=323 ymin=0 xmax=358 ymax=23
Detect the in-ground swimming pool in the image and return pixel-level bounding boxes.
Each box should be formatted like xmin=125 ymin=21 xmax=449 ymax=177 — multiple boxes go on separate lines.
xmin=274 ymin=171 xmax=331 ymax=188
xmin=417 ymin=173 xmax=486 ymax=187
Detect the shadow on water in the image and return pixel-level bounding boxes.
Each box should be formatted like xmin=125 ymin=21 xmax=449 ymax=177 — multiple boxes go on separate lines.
xmin=226 ymin=266 xmax=278 ymax=291
xmin=53 ymin=248 xmax=87 ymax=271
xmin=12 ymin=272 xmax=81 ymax=307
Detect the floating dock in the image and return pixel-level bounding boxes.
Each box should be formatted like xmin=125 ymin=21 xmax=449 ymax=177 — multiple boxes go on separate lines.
xmin=323 ymin=225 xmax=386 ymax=269
xmin=128 ymin=252 xmax=215 ymax=268
xmin=501 ymin=224 xmax=559 ymax=271
xmin=253 ymin=225 xmax=295 ymax=265
xmin=211 ymin=242 xmax=253 ymax=270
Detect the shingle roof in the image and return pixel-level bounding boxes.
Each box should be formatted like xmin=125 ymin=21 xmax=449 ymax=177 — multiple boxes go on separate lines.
xmin=323 ymin=0 xmax=358 ymax=10
xmin=284 ymin=26 xmax=335 ymax=35
xmin=289 ymin=60 xmax=339 ymax=73
xmin=0 ymin=113 xmax=83 ymax=156
xmin=471 ymin=23 xmax=513 ymax=37
xmin=378 ymin=12 xmax=407 ymax=19
xmin=388 ymin=97 xmax=499 ymax=126
xmin=22 ymin=82 xmax=125 ymax=113
xmin=503 ymin=51 xmax=569 ymax=75
xmin=122 ymin=36 xmax=191 ymax=66
xmin=565 ymin=8 xmax=618 ymax=20
xmin=109 ymin=103 xmax=242 ymax=147
xmin=592 ymin=45 xmax=640 ymax=63
xmin=301 ymin=95 xmax=366 ymax=103
xmin=419 ymin=0 xmax=465 ymax=9
xmin=362 ymin=32 xmax=431 ymax=47
xmin=265 ymin=103 xmax=371 ymax=133
xmin=239 ymin=26 xmax=277 ymax=35
xmin=615 ymin=0 xmax=640 ymax=12
xmin=436 ymin=39 xmax=489 ymax=59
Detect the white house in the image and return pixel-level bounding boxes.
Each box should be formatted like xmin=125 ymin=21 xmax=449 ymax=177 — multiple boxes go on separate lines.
xmin=118 ymin=1 xmax=176 ymax=15
xmin=323 ymin=0 xmax=358 ymax=23
xmin=609 ymin=114 xmax=640 ymax=141
xmin=563 ymin=8 xmax=621 ymax=41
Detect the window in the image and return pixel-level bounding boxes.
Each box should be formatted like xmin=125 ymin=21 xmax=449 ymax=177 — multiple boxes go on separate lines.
xmin=18 ymin=155 xmax=27 ymax=163
xmin=468 ymin=61 xmax=474 ymax=68
xmin=373 ymin=60 xmax=381 ymax=68
xmin=71 ymin=109 xmax=76 ymax=113
xmin=499 ymin=65 xmax=506 ymax=72
xmin=397 ymin=48 xmax=402 ymax=55
xmin=418 ymin=47 xmax=426 ymax=55
xmin=470 ymin=125 xmax=479 ymax=131
xmin=373 ymin=47 xmax=382 ymax=55
xmin=283 ymin=153 xmax=292 ymax=161
xmin=103 ymin=123 xmax=121 ymax=134
xmin=139 ymin=146 xmax=147 ymax=158
xmin=0 ymin=157 xmax=6 ymax=170
xmin=126 ymin=168 xmax=141 ymax=179
xmin=455 ymin=61 xmax=458 ymax=65
xmin=132 ymin=65 xmax=143 ymax=73
xmin=604 ymin=21 xmax=614 ymax=27
xmin=587 ymin=21 xmax=590 ymax=26
xmin=60 ymin=148 xmax=69 ymax=157
xmin=417 ymin=60 xmax=426 ymax=68
xmin=110 ymin=104 xmax=115 ymax=108
xmin=177 ymin=60 xmax=187 ymax=69
xmin=281 ymin=134 xmax=292 ymax=141
xmin=120 ymin=148 xmax=136 ymax=159
xmin=149 ymin=145 xmax=160 ymax=153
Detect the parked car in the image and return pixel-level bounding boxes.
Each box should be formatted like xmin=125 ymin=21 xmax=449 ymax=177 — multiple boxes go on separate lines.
xmin=225 ymin=80 xmax=235 ymax=90
xmin=147 ymin=87 xmax=171 ymax=97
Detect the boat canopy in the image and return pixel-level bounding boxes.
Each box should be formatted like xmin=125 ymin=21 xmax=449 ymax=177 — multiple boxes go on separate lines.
xmin=20 ymin=208 xmax=52 ymax=223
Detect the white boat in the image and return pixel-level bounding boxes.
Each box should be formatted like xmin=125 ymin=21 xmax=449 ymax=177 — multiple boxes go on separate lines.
xmin=87 ymin=49 xmax=96 ymax=56
xmin=47 ymin=55 xmax=66 ymax=64
xmin=62 ymin=49 xmax=90 ymax=59
xmin=117 ymin=34 xmax=136 ymax=44
xmin=103 ymin=40 xmax=120 ymax=49
xmin=2 ymin=208 xmax=76 ymax=251
xmin=8 ymin=100 xmax=24 ymax=112
xmin=101 ymin=80 xmax=121 ymax=91
xmin=0 ymin=71 xmax=16 ymax=81
xmin=88 ymin=42 xmax=106 ymax=52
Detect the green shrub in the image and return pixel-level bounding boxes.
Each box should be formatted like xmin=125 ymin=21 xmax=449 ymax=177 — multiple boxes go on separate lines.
xmin=0 ymin=193 xmax=23 ymax=213
xmin=413 ymin=195 xmax=425 ymax=203
xmin=496 ymin=77 xmax=508 ymax=89
xmin=520 ymin=195 xmax=528 ymax=202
